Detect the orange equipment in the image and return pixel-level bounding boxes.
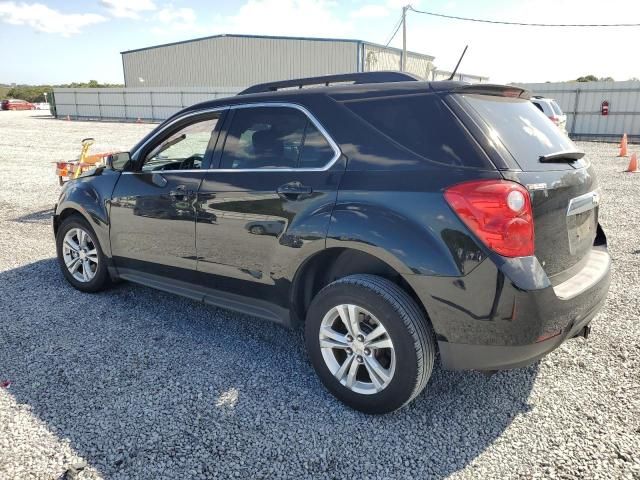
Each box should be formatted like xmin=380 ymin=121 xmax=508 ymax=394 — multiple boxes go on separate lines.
xmin=625 ymin=152 xmax=639 ymax=173
xmin=618 ymin=133 xmax=628 ymax=157
xmin=55 ymin=138 xmax=113 ymax=185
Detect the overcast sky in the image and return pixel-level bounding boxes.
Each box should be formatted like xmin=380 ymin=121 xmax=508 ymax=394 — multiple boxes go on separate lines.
xmin=1 ymin=0 xmax=639 ymax=85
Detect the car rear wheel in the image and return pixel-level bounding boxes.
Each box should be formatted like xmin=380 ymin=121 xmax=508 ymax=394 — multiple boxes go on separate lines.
xmin=56 ymin=215 xmax=110 ymax=292
xmin=305 ymin=274 xmax=436 ymax=414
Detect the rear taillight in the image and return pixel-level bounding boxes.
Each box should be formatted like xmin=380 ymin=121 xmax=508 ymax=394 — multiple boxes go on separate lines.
xmin=444 ymin=179 xmax=534 ymax=257
xmin=548 ymin=115 xmax=559 ymax=124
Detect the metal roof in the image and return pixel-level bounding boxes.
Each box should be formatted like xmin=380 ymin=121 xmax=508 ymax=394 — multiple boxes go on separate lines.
xmin=120 ymin=33 xmax=435 ymax=61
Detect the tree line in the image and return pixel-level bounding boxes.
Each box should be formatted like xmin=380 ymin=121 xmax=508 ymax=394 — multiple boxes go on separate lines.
xmin=1 ymin=80 xmax=124 ymax=103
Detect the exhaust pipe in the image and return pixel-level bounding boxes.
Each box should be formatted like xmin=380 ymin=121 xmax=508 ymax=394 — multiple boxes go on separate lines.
xmin=573 ymin=325 xmax=591 ymax=340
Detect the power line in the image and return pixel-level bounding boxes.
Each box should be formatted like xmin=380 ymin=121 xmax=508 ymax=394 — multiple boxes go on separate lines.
xmin=385 ymin=14 xmax=403 ymax=46
xmin=408 ymin=5 xmax=640 ymax=27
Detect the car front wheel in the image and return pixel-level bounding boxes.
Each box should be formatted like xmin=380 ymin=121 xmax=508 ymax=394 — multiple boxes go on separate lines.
xmin=56 ymin=215 xmax=110 ymax=292
xmin=305 ymin=274 xmax=436 ymax=414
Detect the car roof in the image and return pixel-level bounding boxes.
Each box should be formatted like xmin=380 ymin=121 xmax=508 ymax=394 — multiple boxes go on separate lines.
xmin=181 ymin=80 xmax=527 ymax=115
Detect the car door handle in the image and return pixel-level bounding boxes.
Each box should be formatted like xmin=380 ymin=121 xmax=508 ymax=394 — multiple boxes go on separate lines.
xmin=277 ymin=182 xmax=312 ymax=199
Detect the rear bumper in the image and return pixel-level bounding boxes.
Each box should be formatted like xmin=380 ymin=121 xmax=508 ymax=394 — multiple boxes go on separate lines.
xmin=437 ymin=289 xmax=606 ymax=370
xmin=404 ymin=245 xmax=611 ymax=371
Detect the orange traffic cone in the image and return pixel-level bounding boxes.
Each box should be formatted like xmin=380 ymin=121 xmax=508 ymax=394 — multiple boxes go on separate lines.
xmin=618 ymin=133 xmax=628 ymax=157
xmin=625 ymin=152 xmax=639 ymax=173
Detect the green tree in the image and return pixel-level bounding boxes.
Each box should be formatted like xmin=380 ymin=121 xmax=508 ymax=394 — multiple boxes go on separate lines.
xmin=575 ymin=75 xmax=599 ymax=82
xmin=3 ymin=81 xmax=124 ymax=102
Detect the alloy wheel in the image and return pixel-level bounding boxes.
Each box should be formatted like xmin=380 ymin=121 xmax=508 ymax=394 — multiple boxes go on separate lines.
xmin=319 ymin=304 xmax=396 ymax=395
xmin=62 ymin=227 xmax=99 ymax=283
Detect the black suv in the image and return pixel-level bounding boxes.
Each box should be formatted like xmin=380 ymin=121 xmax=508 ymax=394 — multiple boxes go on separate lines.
xmin=53 ymin=72 xmax=611 ymax=413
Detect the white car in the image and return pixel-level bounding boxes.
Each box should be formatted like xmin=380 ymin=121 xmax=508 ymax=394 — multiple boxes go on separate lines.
xmin=531 ymin=96 xmax=567 ymax=134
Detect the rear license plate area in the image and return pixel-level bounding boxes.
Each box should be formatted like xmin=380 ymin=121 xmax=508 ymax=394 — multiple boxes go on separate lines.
xmin=567 ymin=208 xmax=596 ymax=255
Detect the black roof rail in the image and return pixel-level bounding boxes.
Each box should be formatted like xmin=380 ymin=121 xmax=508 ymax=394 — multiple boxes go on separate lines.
xmin=238 ymin=71 xmax=421 ymax=95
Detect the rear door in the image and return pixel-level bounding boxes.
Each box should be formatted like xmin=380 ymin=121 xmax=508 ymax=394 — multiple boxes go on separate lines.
xmin=110 ymin=110 xmax=224 ymax=282
xmin=195 ymin=104 xmax=345 ymax=308
xmin=454 ymin=93 xmax=599 ymax=282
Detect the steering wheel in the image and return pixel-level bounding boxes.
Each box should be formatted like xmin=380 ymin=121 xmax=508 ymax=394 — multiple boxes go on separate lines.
xmin=179 ymin=154 xmax=204 ymax=170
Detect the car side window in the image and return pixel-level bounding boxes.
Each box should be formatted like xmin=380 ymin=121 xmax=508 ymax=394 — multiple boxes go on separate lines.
xmin=219 ymin=106 xmax=335 ymax=170
xmin=142 ymin=116 xmax=220 ymax=172
xmin=532 ymin=102 xmax=544 ymax=113
xmin=299 ymin=122 xmax=335 ymax=169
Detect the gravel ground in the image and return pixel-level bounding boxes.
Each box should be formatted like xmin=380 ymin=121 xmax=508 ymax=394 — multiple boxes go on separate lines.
xmin=0 ymin=110 xmax=638 ymax=480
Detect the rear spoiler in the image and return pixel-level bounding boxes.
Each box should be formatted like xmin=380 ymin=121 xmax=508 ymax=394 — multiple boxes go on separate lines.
xmin=452 ymin=84 xmax=531 ymax=100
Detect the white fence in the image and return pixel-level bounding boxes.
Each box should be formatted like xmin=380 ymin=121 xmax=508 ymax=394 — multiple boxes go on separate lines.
xmin=52 ymin=87 xmax=241 ymax=122
xmin=515 ymin=81 xmax=640 ymax=141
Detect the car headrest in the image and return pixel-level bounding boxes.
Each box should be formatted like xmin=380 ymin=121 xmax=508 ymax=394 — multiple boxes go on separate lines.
xmin=252 ymin=129 xmax=284 ymax=156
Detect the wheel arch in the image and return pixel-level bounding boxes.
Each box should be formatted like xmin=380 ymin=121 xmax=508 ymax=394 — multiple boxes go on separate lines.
xmin=54 ymin=200 xmax=111 ymax=258
xmin=290 ymin=247 xmax=430 ymax=326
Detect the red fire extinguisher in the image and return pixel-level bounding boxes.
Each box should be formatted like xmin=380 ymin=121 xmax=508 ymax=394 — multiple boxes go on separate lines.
xmin=601 ymin=101 xmax=609 ymax=116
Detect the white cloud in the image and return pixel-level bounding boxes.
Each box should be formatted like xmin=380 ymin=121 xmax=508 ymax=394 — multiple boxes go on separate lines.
xmin=152 ymin=5 xmax=202 ymax=35
xmin=0 ymin=1 xmax=106 ymax=36
xmin=100 ymin=0 xmax=156 ymax=19
xmin=351 ymin=4 xmax=389 ymax=18
xmin=149 ymin=0 xmax=353 ymax=41
xmin=216 ymin=0 xmax=352 ymax=38
xmin=156 ymin=6 xmax=196 ymax=24
xmin=394 ymin=0 xmax=640 ymax=83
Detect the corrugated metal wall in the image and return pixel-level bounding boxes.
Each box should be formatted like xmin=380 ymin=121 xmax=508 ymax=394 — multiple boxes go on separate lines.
xmin=515 ymin=81 xmax=640 ymax=140
xmin=431 ymin=70 xmax=488 ymax=83
xmin=123 ymin=36 xmax=359 ymax=87
xmin=53 ymin=87 xmax=240 ymax=121
xmin=361 ymin=43 xmax=434 ymax=80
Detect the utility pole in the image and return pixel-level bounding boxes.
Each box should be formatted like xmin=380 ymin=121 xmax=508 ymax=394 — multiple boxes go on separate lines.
xmin=401 ymin=5 xmax=408 ymax=71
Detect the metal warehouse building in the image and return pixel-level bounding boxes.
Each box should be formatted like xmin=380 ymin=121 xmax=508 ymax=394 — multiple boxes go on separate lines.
xmin=121 ymin=34 xmax=487 ymax=88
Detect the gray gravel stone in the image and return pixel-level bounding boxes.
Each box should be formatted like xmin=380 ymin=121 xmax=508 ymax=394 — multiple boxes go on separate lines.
xmin=0 ymin=111 xmax=638 ymax=479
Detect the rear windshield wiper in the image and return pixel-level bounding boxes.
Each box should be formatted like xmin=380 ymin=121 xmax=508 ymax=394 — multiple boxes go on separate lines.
xmin=539 ymin=150 xmax=585 ymax=163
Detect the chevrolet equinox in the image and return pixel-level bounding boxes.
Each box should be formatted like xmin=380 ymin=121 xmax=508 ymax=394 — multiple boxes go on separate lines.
xmin=53 ymin=72 xmax=611 ymax=413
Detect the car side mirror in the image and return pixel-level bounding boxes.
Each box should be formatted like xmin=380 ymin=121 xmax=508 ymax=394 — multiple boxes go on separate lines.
xmin=105 ymin=152 xmax=131 ymax=171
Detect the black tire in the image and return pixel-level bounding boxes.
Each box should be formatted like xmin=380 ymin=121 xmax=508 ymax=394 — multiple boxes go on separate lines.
xmin=56 ymin=215 xmax=110 ymax=293
xmin=305 ymin=274 xmax=436 ymax=414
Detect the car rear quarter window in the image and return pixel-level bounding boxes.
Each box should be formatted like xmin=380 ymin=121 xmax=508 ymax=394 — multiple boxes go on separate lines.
xmin=341 ymin=93 xmax=490 ymax=168
xmin=460 ymin=94 xmax=579 ymax=171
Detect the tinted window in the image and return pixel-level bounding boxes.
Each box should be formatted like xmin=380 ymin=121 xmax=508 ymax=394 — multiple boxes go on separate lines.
xmin=342 ymin=94 xmax=487 ymax=167
xmin=461 ymin=94 xmax=579 ymax=171
xmin=143 ymin=116 xmax=219 ymax=171
xmin=532 ymin=101 xmax=544 ymax=113
xmin=221 ymin=107 xmax=307 ymax=169
xmin=299 ymin=122 xmax=335 ymax=168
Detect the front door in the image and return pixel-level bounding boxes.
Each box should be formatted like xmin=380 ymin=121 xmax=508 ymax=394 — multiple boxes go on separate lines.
xmin=110 ymin=111 xmax=224 ymax=282
xmin=196 ymin=104 xmax=345 ymax=309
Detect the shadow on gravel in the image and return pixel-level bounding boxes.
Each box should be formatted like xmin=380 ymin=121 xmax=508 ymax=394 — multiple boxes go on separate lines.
xmin=0 ymin=259 xmax=539 ymax=479
xmin=11 ymin=208 xmax=54 ymax=224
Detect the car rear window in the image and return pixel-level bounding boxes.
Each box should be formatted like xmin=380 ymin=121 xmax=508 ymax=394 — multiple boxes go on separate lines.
xmin=341 ymin=93 xmax=490 ymax=168
xmin=460 ymin=94 xmax=579 ymax=171
xmin=551 ymin=100 xmax=563 ymax=116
